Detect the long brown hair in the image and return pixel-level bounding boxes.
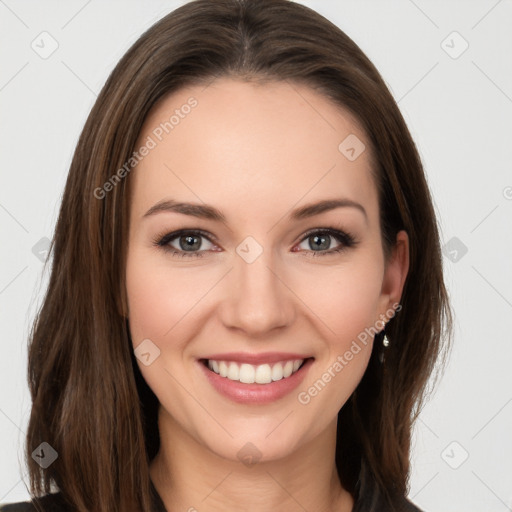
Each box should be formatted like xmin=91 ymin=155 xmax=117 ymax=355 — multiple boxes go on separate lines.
xmin=25 ymin=1 xmax=452 ymax=510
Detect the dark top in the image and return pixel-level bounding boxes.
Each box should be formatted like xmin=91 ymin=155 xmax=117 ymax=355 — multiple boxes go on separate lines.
xmin=0 ymin=480 xmax=166 ymax=511
xmin=0 ymin=481 xmax=424 ymax=511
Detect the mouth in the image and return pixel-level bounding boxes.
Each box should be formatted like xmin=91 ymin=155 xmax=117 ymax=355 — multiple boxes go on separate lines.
xmin=197 ymin=355 xmax=314 ymax=404
xmin=200 ymin=357 xmax=309 ymax=384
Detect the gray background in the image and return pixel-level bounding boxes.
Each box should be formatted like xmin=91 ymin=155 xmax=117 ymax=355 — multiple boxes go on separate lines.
xmin=1 ymin=0 xmax=511 ymax=510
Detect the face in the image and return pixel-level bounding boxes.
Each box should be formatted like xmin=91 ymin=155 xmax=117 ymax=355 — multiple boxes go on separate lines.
xmin=125 ymin=78 xmax=408 ymax=463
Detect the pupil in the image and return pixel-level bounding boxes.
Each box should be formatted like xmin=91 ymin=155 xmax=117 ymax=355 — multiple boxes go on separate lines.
xmin=311 ymin=234 xmax=329 ymax=251
xmin=180 ymin=235 xmax=200 ymax=251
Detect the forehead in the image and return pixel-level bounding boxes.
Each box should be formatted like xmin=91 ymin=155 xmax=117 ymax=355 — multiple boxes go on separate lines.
xmin=130 ymin=78 xmax=377 ymax=221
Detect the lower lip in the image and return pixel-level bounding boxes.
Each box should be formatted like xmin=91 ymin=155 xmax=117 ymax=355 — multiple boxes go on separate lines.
xmin=198 ymin=358 xmax=314 ymax=404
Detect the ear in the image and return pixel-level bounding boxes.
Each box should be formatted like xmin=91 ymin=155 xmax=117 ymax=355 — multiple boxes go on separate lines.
xmin=378 ymin=230 xmax=409 ymax=316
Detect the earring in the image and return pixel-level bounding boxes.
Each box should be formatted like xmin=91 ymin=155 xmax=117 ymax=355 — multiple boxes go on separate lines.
xmin=378 ymin=330 xmax=390 ymax=364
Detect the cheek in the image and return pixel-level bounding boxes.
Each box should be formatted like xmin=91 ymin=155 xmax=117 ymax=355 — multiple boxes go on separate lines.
xmin=125 ymin=261 xmax=169 ymax=343
xmin=125 ymin=250 xmax=199 ymax=418
xmin=295 ymin=257 xmax=384 ymax=342
xmin=125 ymin=248 xmax=210 ymax=343
xmin=293 ymin=256 xmax=383 ymax=406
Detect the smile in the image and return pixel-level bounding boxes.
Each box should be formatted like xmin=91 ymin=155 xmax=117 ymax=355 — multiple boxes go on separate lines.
xmin=198 ymin=354 xmax=314 ymax=404
xmin=204 ymin=358 xmax=305 ymax=384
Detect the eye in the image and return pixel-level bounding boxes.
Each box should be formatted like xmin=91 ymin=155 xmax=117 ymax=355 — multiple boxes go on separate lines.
xmin=294 ymin=228 xmax=357 ymax=257
xmin=153 ymin=229 xmax=217 ymax=258
xmin=153 ymin=227 xmax=357 ymax=259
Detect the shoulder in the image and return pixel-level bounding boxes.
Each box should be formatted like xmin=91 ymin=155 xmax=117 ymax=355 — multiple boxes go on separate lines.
xmin=353 ymin=494 xmax=425 ymax=512
xmin=0 ymin=492 xmax=71 ymax=512
xmin=398 ymin=496 xmax=425 ymax=512
xmin=0 ymin=502 xmax=34 ymax=512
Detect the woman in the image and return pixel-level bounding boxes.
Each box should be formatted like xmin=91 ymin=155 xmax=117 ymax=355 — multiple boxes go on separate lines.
xmin=0 ymin=0 xmax=452 ymax=511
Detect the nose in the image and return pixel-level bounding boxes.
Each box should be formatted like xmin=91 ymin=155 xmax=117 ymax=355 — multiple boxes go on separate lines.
xmin=219 ymin=245 xmax=294 ymax=337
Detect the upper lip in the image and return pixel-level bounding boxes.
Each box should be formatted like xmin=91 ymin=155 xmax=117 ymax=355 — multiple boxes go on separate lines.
xmin=200 ymin=352 xmax=313 ymax=365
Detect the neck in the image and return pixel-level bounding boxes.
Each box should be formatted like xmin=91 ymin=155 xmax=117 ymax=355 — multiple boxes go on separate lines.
xmin=149 ymin=407 xmax=354 ymax=512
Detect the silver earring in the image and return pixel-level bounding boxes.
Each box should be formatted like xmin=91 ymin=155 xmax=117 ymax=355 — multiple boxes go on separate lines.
xmin=378 ymin=331 xmax=389 ymax=364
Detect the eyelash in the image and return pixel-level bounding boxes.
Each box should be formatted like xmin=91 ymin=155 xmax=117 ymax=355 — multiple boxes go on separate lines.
xmin=152 ymin=228 xmax=358 ymax=259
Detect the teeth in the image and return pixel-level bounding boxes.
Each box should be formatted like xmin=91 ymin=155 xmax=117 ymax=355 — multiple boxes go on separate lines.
xmin=207 ymin=359 xmax=304 ymax=384
xmin=227 ymin=362 xmax=239 ymax=380
xmin=255 ymin=364 xmax=272 ymax=384
xmin=218 ymin=361 xmax=228 ymax=377
xmin=239 ymin=363 xmax=254 ymax=383
xmin=283 ymin=361 xmax=293 ymax=378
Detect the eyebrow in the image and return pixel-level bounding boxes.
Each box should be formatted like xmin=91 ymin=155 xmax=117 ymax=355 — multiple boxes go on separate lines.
xmin=143 ymin=198 xmax=367 ymax=222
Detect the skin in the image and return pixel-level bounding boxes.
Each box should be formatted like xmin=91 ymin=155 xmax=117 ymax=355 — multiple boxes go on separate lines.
xmin=125 ymin=78 xmax=409 ymax=512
